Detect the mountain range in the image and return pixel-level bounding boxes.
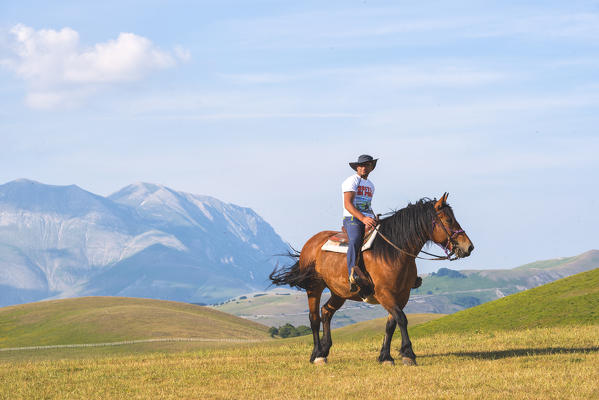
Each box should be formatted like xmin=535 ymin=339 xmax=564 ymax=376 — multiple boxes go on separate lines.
xmin=409 ymin=249 xmax=599 ymax=313
xmin=0 ymin=179 xmax=288 ymax=307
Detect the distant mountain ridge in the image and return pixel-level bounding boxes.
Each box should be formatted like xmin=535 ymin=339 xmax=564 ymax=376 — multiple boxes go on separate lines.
xmin=410 ymin=249 xmax=599 ymax=313
xmin=0 ymin=179 xmax=288 ymax=307
xmin=213 ymin=250 xmax=599 ymax=327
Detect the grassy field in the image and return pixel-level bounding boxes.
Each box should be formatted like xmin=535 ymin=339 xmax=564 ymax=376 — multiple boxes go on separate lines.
xmin=1 ymin=269 xmax=598 ymax=399
xmin=0 ymin=297 xmax=270 ymax=348
xmin=0 ymin=325 xmax=597 ymax=399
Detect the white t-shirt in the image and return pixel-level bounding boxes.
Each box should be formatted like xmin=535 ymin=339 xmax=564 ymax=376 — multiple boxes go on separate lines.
xmin=342 ymin=174 xmax=375 ymax=218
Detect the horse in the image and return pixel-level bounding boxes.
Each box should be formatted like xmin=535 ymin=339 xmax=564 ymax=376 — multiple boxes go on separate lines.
xmin=269 ymin=193 xmax=474 ymax=365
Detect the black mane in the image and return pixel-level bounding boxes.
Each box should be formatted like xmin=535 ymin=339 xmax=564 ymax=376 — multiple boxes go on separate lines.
xmin=372 ymin=198 xmax=439 ymax=262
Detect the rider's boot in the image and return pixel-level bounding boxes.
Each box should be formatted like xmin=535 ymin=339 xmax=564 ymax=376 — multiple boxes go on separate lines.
xmin=349 ymin=267 xmax=360 ymax=292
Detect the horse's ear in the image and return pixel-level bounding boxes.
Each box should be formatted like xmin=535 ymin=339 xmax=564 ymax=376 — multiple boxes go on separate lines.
xmin=435 ymin=195 xmax=444 ymax=210
xmin=435 ymin=192 xmax=449 ymax=210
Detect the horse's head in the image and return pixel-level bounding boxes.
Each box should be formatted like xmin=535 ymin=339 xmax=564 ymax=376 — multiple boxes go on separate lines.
xmin=431 ymin=193 xmax=474 ymax=258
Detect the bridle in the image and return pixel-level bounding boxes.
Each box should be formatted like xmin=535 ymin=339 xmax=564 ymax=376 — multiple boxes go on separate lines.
xmin=432 ymin=207 xmax=465 ymax=258
xmin=374 ymin=206 xmax=464 ymax=261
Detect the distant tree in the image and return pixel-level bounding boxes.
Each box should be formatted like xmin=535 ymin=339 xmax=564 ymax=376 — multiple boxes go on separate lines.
xmin=268 ymin=327 xmax=279 ymax=337
xmin=275 ymin=323 xmax=311 ymax=338
xmin=432 ymin=268 xmax=466 ymax=279
xmin=295 ymin=325 xmax=311 ymax=336
xmin=278 ymin=323 xmax=295 ymax=338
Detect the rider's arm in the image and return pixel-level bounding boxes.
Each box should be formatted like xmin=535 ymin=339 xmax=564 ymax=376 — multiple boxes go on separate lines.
xmin=343 ymin=191 xmax=377 ymax=229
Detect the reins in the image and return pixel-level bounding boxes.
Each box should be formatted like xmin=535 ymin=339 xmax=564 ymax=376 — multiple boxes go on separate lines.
xmin=374 ymin=207 xmax=462 ymax=261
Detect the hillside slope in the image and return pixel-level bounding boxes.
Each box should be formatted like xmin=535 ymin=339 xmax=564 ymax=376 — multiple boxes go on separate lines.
xmin=411 ymin=267 xmax=599 ymax=337
xmin=410 ymin=249 xmax=599 ymax=313
xmin=0 ymin=297 xmax=270 ymax=348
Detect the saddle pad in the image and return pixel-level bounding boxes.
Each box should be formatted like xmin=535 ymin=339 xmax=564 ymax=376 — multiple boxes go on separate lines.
xmin=321 ymin=228 xmax=378 ymax=254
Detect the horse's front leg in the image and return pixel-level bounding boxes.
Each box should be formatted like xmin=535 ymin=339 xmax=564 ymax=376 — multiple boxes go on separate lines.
xmin=389 ymin=305 xmax=417 ymax=366
xmin=378 ymin=314 xmax=396 ymax=364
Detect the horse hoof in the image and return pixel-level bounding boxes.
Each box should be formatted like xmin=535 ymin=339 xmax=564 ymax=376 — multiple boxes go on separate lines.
xmin=313 ymin=357 xmax=327 ymax=365
xmin=381 ymin=360 xmax=395 ymax=366
xmin=402 ymin=357 xmax=417 ymax=366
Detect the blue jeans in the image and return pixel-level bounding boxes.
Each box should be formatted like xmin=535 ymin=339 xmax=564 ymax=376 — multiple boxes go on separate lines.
xmin=343 ymin=216 xmax=365 ymax=277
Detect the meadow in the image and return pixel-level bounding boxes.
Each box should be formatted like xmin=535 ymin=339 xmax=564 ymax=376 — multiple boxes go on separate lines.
xmin=1 ymin=269 xmax=598 ymax=399
xmin=1 ymin=325 xmax=597 ymax=399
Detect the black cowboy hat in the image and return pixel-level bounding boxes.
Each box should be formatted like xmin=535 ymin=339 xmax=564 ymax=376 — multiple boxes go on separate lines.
xmin=349 ymin=154 xmax=378 ymax=171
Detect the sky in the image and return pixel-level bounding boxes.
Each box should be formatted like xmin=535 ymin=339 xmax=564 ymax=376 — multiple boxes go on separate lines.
xmin=1 ymin=1 xmax=598 ymax=273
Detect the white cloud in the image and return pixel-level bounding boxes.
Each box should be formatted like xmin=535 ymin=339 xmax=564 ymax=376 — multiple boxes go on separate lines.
xmin=173 ymin=45 xmax=191 ymax=62
xmin=2 ymin=24 xmax=190 ymax=109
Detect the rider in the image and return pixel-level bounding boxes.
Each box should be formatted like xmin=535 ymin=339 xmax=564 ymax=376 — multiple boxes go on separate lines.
xmin=342 ymin=154 xmax=378 ymax=292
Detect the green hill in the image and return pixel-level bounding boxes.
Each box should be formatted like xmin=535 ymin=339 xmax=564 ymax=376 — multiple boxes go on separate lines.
xmin=411 ymin=268 xmax=599 ymax=337
xmin=331 ymin=313 xmax=445 ymax=340
xmin=0 ymin=297 xmax=270 ymax=348
xmin=411 ymin=250 xmax=599 ymax=313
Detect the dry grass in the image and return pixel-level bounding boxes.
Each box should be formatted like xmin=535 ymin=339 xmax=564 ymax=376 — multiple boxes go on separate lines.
xmin=0 ymin=297 xmax=270 ymax=348
xmin=1 ymin=324 xmax=597 ymax=399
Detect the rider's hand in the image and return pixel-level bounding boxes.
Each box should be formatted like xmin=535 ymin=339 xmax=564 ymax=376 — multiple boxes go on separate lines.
xmin=361 ymin=216 xmax=377 ymax=229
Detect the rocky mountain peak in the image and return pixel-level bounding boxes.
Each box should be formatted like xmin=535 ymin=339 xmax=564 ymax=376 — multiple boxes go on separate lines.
xmin=0 ymin=179 xmax=288 ymax=307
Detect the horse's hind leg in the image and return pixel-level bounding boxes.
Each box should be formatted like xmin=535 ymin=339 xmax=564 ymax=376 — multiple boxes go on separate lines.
xmin=320 ymin=293 xmax=346 ymax=358
xmin=307 ymin=288 xmax=326 ymax=363
xmin=378 ymin=314 xmax=396 ymax=364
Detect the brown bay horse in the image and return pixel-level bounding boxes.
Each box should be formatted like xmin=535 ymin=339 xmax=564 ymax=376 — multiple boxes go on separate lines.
xmin=269 ymin=193 xmax=474 ymax=365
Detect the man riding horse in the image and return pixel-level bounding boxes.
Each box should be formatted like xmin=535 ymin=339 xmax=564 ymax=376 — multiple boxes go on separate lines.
xmin=342 ymin=154 xmax=378 ymax=292
xmin=270 ymin=167 xmax=474 ymax=364
xmin=269 ymin=154 xmax=475 ymax=365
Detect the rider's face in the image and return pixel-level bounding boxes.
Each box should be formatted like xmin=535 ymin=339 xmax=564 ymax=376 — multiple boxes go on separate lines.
xmin=356 ymin=162 xmax=374 ymax=176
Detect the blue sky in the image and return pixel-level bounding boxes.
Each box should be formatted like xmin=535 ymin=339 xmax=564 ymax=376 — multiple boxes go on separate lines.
xmin=1 ymin=1 xmax=598 ymax=272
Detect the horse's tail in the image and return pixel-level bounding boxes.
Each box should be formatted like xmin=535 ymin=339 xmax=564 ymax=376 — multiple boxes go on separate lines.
xmin=269 ymin=249 xmax=318 ymax=291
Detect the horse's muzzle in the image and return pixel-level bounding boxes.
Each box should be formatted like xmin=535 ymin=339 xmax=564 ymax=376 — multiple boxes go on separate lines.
xmin=455 ymin=243 xmax=474 ymax=258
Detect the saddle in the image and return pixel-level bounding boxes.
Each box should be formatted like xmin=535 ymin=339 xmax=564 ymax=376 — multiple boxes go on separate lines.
xmin=328 ymin=225 xmax=376 ymax=244
xmin=321 ymin=225 xmax=378 ymax=254
xmin=320 ymin=225 xmax=421 ymax=303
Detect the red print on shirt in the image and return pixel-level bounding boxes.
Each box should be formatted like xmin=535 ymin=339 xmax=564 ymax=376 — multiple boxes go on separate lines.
xmin=357 ymin=186 xmax=373 ymax=197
